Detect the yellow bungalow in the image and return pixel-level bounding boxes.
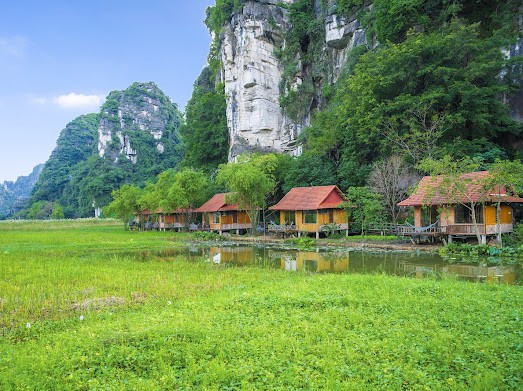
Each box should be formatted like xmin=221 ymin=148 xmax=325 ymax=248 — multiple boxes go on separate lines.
xmin=157 ymin=208 xmax=194 ymax=231
xmin=269 ymin=185 xmax=349 ymax=238
xmin=195 ymin=193 xmax=251 ymax=234
xmin=398 ymin=171 xmax=523 ymax=243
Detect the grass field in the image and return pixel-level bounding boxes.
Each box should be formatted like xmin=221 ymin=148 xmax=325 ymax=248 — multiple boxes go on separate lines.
xmin=1 ymin=219 xmax=522 ymax=389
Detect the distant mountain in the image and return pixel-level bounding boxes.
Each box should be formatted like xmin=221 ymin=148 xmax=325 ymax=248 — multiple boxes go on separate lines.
xmin=0 ymin=164 xmax=44 ymax=218
xmin=30 ymin=82 xmax=183 ymax=218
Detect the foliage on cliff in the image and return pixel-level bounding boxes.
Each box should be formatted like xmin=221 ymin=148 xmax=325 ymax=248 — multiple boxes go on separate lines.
xmin=179 ymin=67 xmax=229 ymax=173
xmin=278 ymin=0 xmax=327 ymax=121
xmin=31 ymin=114 xmax=100 ymax=205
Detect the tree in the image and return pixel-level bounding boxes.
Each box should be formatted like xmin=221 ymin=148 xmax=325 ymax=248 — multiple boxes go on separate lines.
xmin=368 ymin=155 xmax=418 ymax=225
xmin=282 ymin=154 xmax=337 ymax=194
xmin=417 ymin=156 xmax=485 ymax=243
xmin=163 ymin=169 xmax=210 ymax=225
xmin=344 ymin=187 xmax=385 ymax=237
xmin=483 ymin=160 xmax=523 ymax=243
xmin=216 ymin=154 xmax=276 ymax=234
xmin=104 ymin=185 xmax=142 ymax=228
xmin=179 ymin=68 xmax=229 ymax=173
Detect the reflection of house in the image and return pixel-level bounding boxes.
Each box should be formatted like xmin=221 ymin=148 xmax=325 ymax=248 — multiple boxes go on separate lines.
xmin=269 ymin=250 xmax=349 ymax=272
xmin=269 ymin=186 xmax=349 ymax=238
xmin=195 ymin=193 xmax=251 ymax=234
xmin=209 ymin=246 xmax=254 ymax=265
xmin=398 ymin=171 xmax=523 ymax=243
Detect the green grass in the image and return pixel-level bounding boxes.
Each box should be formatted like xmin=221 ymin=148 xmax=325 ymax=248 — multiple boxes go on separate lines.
xmin=1 ymin=220 xmax=522 ymax=389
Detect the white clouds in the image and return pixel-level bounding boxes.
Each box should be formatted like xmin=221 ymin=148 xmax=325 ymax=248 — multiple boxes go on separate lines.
xmin=32 ymin=93 xmax=106 ymax=109
xmin=0 ymin=36 xmax=29 ymax=58
xmin=53 ymin=93 xmax=105 ymax=109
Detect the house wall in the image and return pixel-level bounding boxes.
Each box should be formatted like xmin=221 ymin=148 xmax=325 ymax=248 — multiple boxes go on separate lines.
xmin=484 ymin=204 xmax=514 ymax=234
xmin=440 ymin=206 xmax=454 ymax=227
xmin=280 ymin=209 xmax=347 ymax=233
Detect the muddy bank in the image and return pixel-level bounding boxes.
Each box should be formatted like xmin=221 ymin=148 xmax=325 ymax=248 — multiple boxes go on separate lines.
xmin=220 ymin=234 xmax=441 ymax=252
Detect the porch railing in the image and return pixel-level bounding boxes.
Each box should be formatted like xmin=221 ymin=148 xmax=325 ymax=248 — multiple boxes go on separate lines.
xmin=444 ymin=224 xmax=485 ymax=235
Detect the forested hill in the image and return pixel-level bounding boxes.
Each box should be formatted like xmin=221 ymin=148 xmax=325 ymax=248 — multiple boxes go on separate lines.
xmin=26 ymin=82 xmax=182 ymax=219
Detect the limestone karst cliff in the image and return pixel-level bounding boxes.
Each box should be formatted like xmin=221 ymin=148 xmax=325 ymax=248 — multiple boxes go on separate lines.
xmin=98 ymin=82 xmax=181 ymax=164
xmin=217 ymin=0 xmax=370 ymax=160
xmin=30 ymin=82 xmax=182 ymax=218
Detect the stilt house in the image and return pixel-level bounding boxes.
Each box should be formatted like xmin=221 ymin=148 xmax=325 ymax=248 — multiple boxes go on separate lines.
xmin=397 ymin=171 xmax=523 ymax=243
xmin=195 ymin=193 xmax=251 ymax=234
xmin=268 ymin=185 xmax=349 ymax=238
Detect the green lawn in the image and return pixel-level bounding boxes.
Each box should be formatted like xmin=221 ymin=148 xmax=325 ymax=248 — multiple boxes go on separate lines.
xmin=0 ymin=220 xmax=522 ymax=389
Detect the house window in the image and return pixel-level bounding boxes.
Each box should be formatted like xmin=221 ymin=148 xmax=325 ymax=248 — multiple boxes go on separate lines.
xmin=455 ymin=204 xmax=483 ymax=224
xmin=284 ymin=211 xmax=296 ymax=225
xmin=213 ymin=212 xmax=220 ymax=224
xmin=302 ymin=210 xmax=317 ymax=224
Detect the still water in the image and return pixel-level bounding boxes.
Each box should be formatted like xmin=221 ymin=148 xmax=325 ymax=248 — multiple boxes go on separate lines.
xmin=164 ymin=243 xmax=519 ymax=284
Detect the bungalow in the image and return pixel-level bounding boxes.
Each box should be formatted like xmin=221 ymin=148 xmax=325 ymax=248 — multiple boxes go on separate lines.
xmin=269 ymin=185 xmax=349 ymax=238
xmin=195 ymin=193 xmax=251 ymax=234
xmin=397 ymin=171 xmax=523 ymax=243
xmin=157 ymin=208 xmax=194 ymax=231
xmin=135 ymin=208 xmax=193 ymax=231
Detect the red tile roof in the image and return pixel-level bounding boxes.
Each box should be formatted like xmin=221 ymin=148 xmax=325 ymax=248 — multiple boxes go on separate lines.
xmin=398 ymin=171 xmax=523 ymax=206
xmin=269 ymin=185 xmax=347 ymax=211
xmin=195 ymin=193 xmax=241 ymax=213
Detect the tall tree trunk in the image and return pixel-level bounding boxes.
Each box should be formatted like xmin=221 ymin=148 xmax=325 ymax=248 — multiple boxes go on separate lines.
xmin=496 ymin=195 xmax=502 ymax=245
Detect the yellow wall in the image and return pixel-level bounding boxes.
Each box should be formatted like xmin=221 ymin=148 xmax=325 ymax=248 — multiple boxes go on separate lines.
xmin=500 ymin=204 xmax=513 ymax=224
xmin=279 ymin=209 xmax=346 ymax=233
xmin=237 ymin=211 xmax=251 ymax=224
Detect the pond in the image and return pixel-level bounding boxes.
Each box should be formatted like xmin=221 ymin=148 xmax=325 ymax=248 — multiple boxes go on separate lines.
xmin=155 ymin=243 xmax=519 ymax=284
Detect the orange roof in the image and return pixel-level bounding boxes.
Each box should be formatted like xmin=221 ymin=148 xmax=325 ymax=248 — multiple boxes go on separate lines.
xmin=269 ymin=185 xmax=347 ymax=211
xmin=195 ymin=193 xmax=241 ymax=213
xmin=398 ymin=171 xmax=523 ymax=207
xmin=139 ymin=208 xmax=194 ymax=214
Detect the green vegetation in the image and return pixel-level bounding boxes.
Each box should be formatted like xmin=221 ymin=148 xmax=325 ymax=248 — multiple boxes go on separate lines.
xmin=344 ymin=187 xmax=385 ymax=237
xmin=216 ymin=154 xmax=277 ymax=232
xmin=439 ymin=242 xmax=523 ymax=266
xmin=30 ymin=114 xmax=100 ymax=213
xmin=305 ymin=21 xmax=522 ymax=184
xmin=1 ymin=220 xmax=522 ymax=389
xmin=278 ymin=0 xmax=328 ymax=120
xmin=179 ymin=68 xmax=229 ymax=173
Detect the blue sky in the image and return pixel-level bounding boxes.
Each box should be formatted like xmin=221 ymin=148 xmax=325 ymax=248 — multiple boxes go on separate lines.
xmin=0 ymin=0 xmax=213 ymax=182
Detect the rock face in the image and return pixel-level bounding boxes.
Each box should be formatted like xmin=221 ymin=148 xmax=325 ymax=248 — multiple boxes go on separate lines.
xmin=98 ymin=82 xmax=178 ymax=164
xmin=220 ymin=0 xmax=369 ymax=160
xmin=221 ymin=0 xmax=294 ymax=159
xmin=0 ymin=164 xmax=44 ymax=218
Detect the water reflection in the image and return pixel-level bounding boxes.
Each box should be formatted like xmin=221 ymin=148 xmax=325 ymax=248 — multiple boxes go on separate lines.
xmin=203 ymin=245 xmax=519 ymax=284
